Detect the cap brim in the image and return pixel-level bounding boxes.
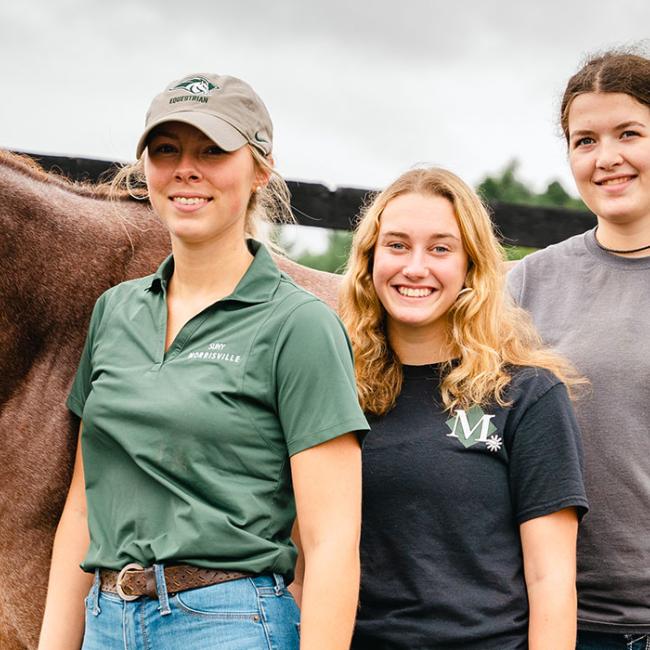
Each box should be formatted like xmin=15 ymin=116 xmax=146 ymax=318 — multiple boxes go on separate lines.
xmin=135 ymin=111 xmax=248 ymax=158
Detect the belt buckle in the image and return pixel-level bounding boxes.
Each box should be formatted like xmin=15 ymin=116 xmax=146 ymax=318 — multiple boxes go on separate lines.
xmin=116 ymin=562 xmax=144 ymax=601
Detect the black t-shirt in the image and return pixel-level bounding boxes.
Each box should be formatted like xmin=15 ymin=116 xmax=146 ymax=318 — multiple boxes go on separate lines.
xmin=352 ymin=364 xmax=588 ymax=650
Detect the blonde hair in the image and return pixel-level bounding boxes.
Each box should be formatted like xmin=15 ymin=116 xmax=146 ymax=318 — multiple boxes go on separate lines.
xmin=340 ymin=167 xmax=583 ymax=415
xmin=109 ymin=144 xmax=294 ymax=240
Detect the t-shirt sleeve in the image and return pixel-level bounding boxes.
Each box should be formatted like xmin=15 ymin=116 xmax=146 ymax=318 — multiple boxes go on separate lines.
xmin=506 ymin=259 xmax=526 ymax=304
xmin=273 ymin=299 xmax=369 ymax=456
xmin=66 ymin=292 xmax=108 ymax=417
xmin=508 ymin=381 xmax=589 ymax=524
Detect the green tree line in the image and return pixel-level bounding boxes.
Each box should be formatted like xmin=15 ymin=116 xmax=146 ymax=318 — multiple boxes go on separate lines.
xmin=283 ymin=160 xmax=587 ymax=272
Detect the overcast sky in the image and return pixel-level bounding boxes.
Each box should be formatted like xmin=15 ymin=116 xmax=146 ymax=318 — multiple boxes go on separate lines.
xmin=1 ymin=1 xmax=648 ymax=250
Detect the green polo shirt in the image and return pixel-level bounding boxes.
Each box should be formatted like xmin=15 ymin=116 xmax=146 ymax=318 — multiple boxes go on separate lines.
xmin=67 ymin=240 xmax=368 ymax=578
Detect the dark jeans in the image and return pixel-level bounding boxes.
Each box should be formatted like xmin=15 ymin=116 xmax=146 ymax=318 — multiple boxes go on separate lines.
xmin=577 ymin=630 xmax=650 ymax=650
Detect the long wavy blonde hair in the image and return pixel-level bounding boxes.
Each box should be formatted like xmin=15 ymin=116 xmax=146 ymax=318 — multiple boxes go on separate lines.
xmin=340 ymin=167 xmax=582 ymax=415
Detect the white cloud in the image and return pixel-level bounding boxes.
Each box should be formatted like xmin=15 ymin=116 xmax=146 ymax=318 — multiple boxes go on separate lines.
xmin=1 ymin=0 xmax=648 ymax=247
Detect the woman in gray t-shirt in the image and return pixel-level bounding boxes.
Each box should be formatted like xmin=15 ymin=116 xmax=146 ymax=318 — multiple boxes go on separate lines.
xmin=508 ymin=50 xmax=650 ymax=649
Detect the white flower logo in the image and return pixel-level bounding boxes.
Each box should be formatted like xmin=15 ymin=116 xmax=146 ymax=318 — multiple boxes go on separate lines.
xmin=485 ymin=435 xmax=503 ymax=453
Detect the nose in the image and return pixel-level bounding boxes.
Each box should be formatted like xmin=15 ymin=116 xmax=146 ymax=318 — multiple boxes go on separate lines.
xmin=402 ymin=251 xmax=428 ymax=279
xmin=596 ymin=139 xmax=623 ymax=170
xmin=174 ymin=152 xmax=202 ymax=182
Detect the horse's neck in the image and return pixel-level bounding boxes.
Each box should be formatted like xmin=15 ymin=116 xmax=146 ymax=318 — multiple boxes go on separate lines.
xmin=0 ymin=167 xmax=169 ymax=400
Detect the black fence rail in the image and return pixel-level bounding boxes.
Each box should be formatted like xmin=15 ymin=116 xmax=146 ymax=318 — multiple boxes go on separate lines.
xmin=17 ymin=151 xmax=596 ymax=249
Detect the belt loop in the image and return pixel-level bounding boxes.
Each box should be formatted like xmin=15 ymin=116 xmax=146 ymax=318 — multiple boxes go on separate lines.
xmin=91 ymin=569 xmax=101 ymax=616
xmin=154 ymin=564 xmax=171 ymax=615
xmin=272 ymin=573 xmax=284 ymax=596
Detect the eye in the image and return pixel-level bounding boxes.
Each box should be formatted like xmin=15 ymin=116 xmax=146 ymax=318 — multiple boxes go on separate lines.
xmin=386 ymin=241 xmax=407 ymax=251
xmin=431 ymin=245 xmax=450 ymax=254
xmin=204 ymin=145 xmax=226 ymax=156
xmin=572 ymin=136 xmax=595 ymax=149
xmin=621 ymin=129 xmax=640 ymax=140
xmin=149 ymin=142 xmax=177 ymax=155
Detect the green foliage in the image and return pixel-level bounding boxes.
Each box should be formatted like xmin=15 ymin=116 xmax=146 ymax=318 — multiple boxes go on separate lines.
xmin=477 ymin=160 xmax=586 ymax=211
xmin=504 ymin=245 xmax=537 ymax=261
xmin=273 ymin=227 xmax=353 ymax=274
xmin=295 ymin=230 xmax=353 ymax=274
xmin=478 ymin=160 xmax=536 ymax=205
xmin=478 ymin=159 xmax=589 ymax=260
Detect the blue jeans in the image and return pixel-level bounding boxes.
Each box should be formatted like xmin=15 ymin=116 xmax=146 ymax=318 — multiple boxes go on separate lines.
xmin=577 ymin=630 xmax=650 ymax=650
xmin=82 ymin=568 xmax=300 ymax=649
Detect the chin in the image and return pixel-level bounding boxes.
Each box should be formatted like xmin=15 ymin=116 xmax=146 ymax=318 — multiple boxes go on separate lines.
xmin=595 ymin=205 xmax=646 ymax=226
xmin=393 ymin=313 xmax=444 ymax=329
xmin=168 ymin=228 xmax=211 ymax=244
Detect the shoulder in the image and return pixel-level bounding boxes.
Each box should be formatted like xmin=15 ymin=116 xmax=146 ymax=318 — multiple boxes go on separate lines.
xmin=506 ymin=365 xmax=566 ymax=410
xmin=87 ymin=274 xmax=156 ymax=327
xmin=273 ymin=276 xmax=346 ymax=332
xmin=265 ymin=282 xmax=354 ymax=374
xmin=503 ymin=365 xmax=573 ymax=431
xmin=507 ymin=231 xmax=590 ymax=299
xmin=510 ymin=232 xmax=588 ymax=276
xmin=99 ymin=274 xmax=155 ymax=304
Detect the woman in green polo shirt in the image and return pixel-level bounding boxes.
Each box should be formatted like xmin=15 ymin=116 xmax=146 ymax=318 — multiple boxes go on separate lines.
xmin=38 ymin=73 xmax=368 ymax=650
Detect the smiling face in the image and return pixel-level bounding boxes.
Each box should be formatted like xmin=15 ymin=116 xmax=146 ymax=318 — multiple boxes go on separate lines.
xmin=568 ymin=92 xmax=650 ymax=228
xmin=372 ymin=192 xmax=469 ymax=354
xmin=144 ymin=121 xmax=263 ymax=247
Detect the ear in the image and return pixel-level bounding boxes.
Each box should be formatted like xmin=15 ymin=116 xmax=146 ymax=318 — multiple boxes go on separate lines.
xmin=142 ymin=151 xmax=152 ymax=187
xmin=255 ymin=154 xmax=274 ymax=188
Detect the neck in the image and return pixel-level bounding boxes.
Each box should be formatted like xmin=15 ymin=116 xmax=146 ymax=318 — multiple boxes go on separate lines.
xmin=169 ymin=235 xmax=254 ymax=302
xmin=595 ymin=216 xmax=650 ymax=258
xmin=387 ymin=320 xmax=454 ymax=365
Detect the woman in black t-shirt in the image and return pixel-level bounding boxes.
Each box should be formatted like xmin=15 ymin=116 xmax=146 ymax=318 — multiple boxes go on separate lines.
xmin=340 ymin=167 xmax=588 ymax=649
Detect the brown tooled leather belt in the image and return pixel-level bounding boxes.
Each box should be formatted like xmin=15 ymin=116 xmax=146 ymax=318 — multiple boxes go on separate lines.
xmin=100 ymin=564 xmax=252 ymax=601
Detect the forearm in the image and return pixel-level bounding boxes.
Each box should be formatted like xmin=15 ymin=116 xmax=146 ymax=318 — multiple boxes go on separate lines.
xmin=288 ymin=520 xmax=305 ymax=607
xmin=527 ymin=576 xmax=576 ymax=650
xmin=38 ymin=505 xmax=92 ymax=650
xmin=299 ymin=539 xmax=360 ymax=650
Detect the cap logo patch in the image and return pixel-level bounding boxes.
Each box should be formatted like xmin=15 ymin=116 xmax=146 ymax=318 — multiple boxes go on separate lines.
xmin=168 ymin=76 xmax=218 ymax=105
xmin=254 ymin=130 xmax=270 ymax=145
xmin=170 ymin=76 xmax=217 ymax=95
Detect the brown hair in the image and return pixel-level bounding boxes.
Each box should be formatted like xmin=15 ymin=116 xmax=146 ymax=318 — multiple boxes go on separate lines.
xmin=340 ymin=167 xmax=584 ymax=415
xmin=560 ymin=49 xmax=650 ymax=142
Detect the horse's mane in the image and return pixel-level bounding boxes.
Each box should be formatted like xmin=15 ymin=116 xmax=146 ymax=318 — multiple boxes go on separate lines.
xmin=0 ymin=149 xmax=133 ymax=202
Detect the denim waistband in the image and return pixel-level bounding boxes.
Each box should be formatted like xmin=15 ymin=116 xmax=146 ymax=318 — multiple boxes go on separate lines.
xmin=90 ymin=566 xmax=286 ymax=618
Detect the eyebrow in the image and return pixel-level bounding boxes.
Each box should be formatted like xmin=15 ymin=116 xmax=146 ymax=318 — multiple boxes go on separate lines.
xmin=148 ymin=129 xmax=214 ymax=143
xmin=570 ymin=120 xmax=647 ymax=137
xmin=148 ymin=129 xmax=179 ymax=140
xmin=380 ymin=230 xmax=461 ymax=241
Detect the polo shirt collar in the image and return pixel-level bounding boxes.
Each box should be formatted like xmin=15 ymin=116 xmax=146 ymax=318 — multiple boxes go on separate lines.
xmin=148 ymin=255 xmax=175 ymax=293
xmin=147 ymin=239 xmax=281 ymax=304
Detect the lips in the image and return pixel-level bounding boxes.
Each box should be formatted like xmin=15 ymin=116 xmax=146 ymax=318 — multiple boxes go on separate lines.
xmin=171 ymin=196 xmax=211 ymax=205
xmin=594 ymin=175 xmax=636 ymax=186
xmin=396 ymin=286 xmax=434 ymax=298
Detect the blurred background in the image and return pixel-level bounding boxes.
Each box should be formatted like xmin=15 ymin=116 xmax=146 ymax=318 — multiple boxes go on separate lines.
xmin=1 ymin=0 xmax=647 ymax=269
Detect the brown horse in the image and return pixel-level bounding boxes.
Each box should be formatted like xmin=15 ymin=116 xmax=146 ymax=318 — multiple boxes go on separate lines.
xmin=0 ymin=150 xmax=341 ymax=649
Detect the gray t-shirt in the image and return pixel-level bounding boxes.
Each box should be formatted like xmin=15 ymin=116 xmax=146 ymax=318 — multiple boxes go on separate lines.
xmin=508 ymin=228 xmax=650 ymax=634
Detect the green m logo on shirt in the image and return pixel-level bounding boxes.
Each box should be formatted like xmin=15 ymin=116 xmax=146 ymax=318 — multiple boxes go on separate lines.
xmin=445 ymin=406 xmax=503 ymax=452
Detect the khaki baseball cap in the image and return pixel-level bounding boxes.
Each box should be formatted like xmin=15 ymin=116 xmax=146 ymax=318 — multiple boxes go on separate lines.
xmin=135 ymin=73 xmax=273 ymax=159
